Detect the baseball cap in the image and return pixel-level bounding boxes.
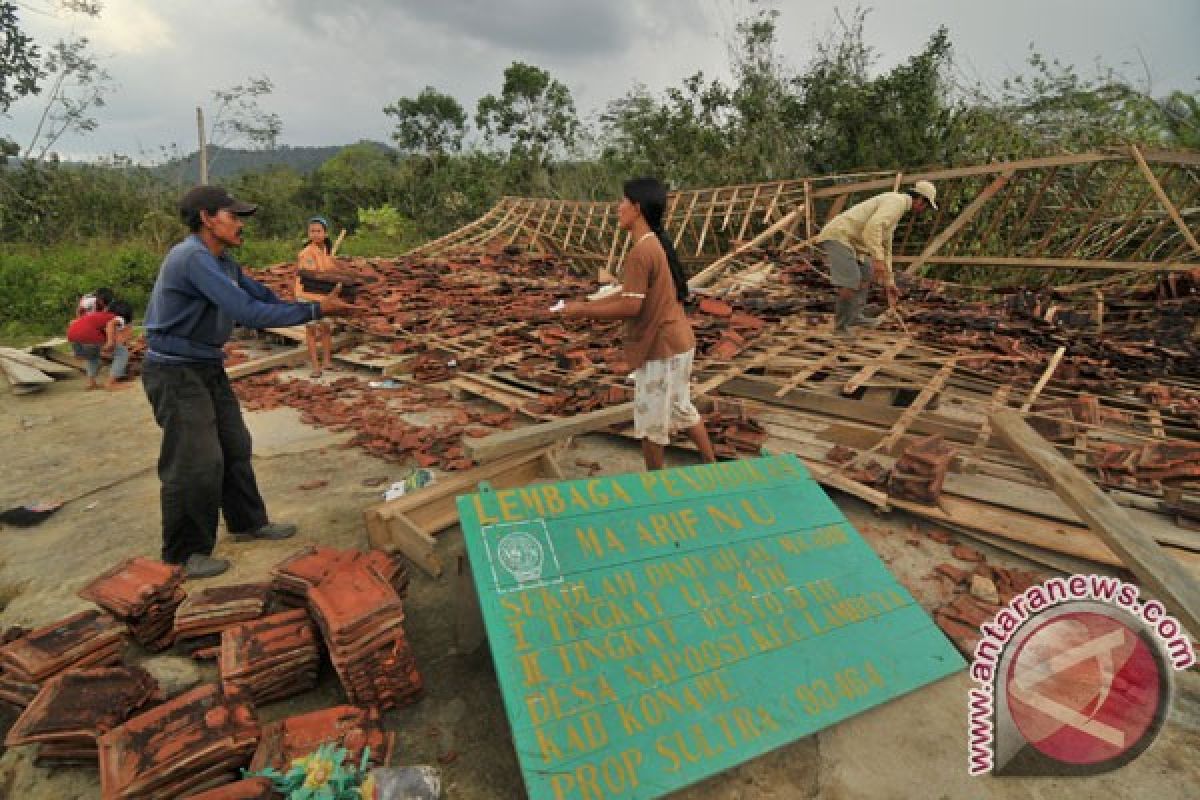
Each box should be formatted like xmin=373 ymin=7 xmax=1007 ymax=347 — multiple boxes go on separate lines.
xmin=179 ymin=185 xmax=258 ymax=218
xmin=912 ymin=180 xmax=938 ymax=210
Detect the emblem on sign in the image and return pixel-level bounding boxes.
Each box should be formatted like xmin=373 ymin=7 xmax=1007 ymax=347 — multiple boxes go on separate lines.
xmin=496 ymin=531 xmax=544 ymax=583
xmin=481 ymin=519 xmax=562 ymax=593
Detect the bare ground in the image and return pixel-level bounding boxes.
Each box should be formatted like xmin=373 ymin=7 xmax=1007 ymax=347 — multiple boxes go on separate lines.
xmin=0 ymin=369 xmax=1196 ymax=799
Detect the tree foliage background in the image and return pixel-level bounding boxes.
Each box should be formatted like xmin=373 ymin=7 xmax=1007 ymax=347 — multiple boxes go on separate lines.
xmin=1 ymin=3 xmax=1197 ymax=335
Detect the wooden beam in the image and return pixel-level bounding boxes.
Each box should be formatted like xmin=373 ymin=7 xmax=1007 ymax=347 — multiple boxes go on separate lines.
xmin=992 ymin=409 xmax=1200 ymax=638
xmin=891 ymin=255 xmax=1197 ymax=272
xmin=1130 ymin=143 xmax=1200 ymax=259
xmin=842 ymin=338 xmax=911 ymax=395
xmin=905 ymin=172 xmax=1012 ymax=275
xmin=688 ymin=209 xmax=801 ymax=289
xmin=1019 ymin=346 xmax=1066 ymax=413
xmin=227 ymin=333 xmax=357 ymax=380
xmin=467 ymin=343 xmax=791 ymax=462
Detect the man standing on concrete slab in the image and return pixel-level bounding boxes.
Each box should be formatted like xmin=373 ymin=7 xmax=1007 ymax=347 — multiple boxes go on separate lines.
xmin=142 ymin=186 xmax=359 ymax=579
xmin=817 ymin=180 xmax=937 ymax=336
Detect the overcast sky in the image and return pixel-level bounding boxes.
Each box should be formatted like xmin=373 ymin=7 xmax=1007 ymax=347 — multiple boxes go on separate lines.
xmin=4 ymin=0 xmax=1198 ymax=161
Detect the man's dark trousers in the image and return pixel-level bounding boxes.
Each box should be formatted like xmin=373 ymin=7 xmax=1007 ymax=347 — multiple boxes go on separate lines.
xmin=142 ymin=361 xmax=269 ymax=564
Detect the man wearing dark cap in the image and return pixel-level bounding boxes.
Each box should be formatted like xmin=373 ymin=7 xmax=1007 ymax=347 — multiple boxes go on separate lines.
xmin=141 ymin=186 xmax=358 ymax=578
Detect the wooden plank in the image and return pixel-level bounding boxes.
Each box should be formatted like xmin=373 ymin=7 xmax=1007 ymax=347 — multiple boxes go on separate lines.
xmin=0 ymin=356 xmax=53 ymax=386
xmin=226 ymin=334 xmax=358 ymax=379
xmin=871 ymin=360 xmax=955 ymax=455
xmin=467 ymin=343 xmax=791 ymax=463
xmin=0 ymin=347 xmax=79 ymax=376
xmin=904 ymin=171 xmax=1012 ymax=275
xmin=457 ymin=454 xmax=963 ymax=800
xmin=1130 ymin=143 xmax=1200 ymax=258
xmin=992 ymin=410 xmax=1200 ymax=638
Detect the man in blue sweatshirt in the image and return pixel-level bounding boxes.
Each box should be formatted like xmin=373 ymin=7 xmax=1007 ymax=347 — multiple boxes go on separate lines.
xmin=142 ymin=186 xmax=358 ymax=579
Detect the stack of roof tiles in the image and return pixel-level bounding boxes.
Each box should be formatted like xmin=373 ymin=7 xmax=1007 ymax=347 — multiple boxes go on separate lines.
xmin=308 ymin=559 xmax=422 ymax=709
xmin=174 ymin=583 xmax=273 ymax=660
xmin=248 ymin=704 xmax=395 ymax=774
xmin=97 ymin=683 xmax=259 ymax=799
xmin=4 ymin=666 xmax=160 ymax=766
xmin=271 ymin=546 xmax=409 ymax=607
xmin=219 ymin=608 xmax=320 ymax=705
xmin=79 ymin=557 xmax=186 ymax=652
xmin=888 ymin=435 xmax=957 ymax=504
xmin=0 ymin=609 xmax=126 ymax=709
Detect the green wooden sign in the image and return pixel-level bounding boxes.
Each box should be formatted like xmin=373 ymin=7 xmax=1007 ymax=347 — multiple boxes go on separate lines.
xmin=458 ymin=454 xmax=964 ymax=800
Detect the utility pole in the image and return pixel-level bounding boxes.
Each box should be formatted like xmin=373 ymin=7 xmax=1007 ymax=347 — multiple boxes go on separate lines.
xmin=196 ymin=106 xmax=208 ymax=185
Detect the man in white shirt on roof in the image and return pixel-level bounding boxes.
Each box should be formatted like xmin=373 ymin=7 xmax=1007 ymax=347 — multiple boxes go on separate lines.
xmin=816 ymin=179 xmax=937 ymax=336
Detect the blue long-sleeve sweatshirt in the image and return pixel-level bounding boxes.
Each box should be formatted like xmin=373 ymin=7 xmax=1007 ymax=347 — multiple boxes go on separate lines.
xmin=143 ymin=235 xmax=322 ymax=364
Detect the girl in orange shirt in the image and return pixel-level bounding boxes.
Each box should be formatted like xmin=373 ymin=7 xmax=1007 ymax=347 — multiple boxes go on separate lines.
xmin=295 ymin=216 xmax=338 ymax=377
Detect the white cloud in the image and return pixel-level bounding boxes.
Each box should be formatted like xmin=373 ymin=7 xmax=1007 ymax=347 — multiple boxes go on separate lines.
xmin=83 ymin=0 xmax=174 ymax=55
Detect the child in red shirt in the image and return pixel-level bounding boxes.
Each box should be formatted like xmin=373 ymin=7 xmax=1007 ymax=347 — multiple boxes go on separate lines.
xmin=67 ymin=309 xmax=115 ymax=389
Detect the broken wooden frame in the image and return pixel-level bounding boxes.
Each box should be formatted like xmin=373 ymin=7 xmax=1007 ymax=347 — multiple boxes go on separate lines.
xmin=410 ymin=149 xmax=1200 ymax=282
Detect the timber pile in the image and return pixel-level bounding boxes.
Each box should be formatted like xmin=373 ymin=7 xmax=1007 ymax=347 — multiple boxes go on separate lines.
xmin=0 ymin=345 xmax=77 ymax=394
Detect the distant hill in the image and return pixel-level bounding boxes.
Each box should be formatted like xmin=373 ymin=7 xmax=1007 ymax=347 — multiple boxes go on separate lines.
xmin=154 ymin=141 xmax=393 ymax=181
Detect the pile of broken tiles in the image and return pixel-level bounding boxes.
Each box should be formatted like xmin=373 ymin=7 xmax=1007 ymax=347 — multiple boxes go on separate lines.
xmin=4 ymin=665 xmax=160 ymax=766
xmin=219 ymin=608 xmax=320 ymax=705
xmin=79 ymin=556 xmax=186 ymax=652
xmin=308 ymin=558 xmax=422 ymax=709
xmin=0 ymin=609 xmax=126 ymax=709
xmin=248 ymin=704 xmax=395 ymax=773
xmin=174 ymin=583 xmax=273 ymax=660
xmin=97 ymin=683 xmax=260 ymax=799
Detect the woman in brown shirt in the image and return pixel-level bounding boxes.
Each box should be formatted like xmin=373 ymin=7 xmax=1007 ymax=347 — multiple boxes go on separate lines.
xmin=563 ymin=178 xmax=716 ymax=470
xmin=295 ymin=216 xmax=338 ymax=377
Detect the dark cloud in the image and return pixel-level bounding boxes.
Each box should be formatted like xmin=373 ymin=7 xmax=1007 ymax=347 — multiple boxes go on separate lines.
xmin=267 ymin=0 xmax=631 ymax=58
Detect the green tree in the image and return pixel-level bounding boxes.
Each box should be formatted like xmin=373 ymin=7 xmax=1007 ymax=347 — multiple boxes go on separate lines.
xmin=0 ymin=1 xmax=42 ymax=115
xmin=384 ymin=86 xmax=468 ymax=156
xmin=205 ymin=75 xmax=283 ymax=175
xmin=476 ymin=62 xmax=580 ymax=166
xmin=313 ymin=141 xmax=401 ymax=224
xmin=24 ymin=35 xmax=114 ymax=161
xmin=796 ymin=9 xmax=959 ymax=172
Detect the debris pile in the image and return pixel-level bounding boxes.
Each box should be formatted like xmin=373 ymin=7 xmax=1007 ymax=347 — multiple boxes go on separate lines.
xmin=930 ymin=553 xmax=1043 ymax=655
xmin=248 ymin=704 xmax=395 ymax=774
xmin=79 ymin=556 xmax=186 ymax=652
